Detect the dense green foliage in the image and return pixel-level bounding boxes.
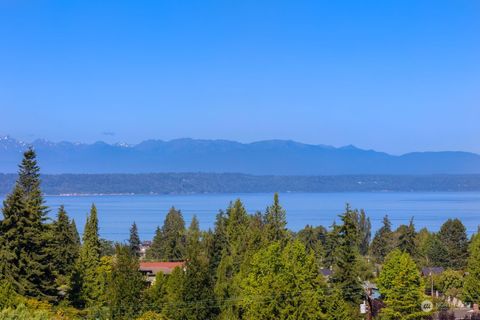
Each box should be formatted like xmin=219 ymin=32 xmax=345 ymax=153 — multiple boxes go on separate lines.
xmin=377 ymin=250 xmax=425 ymax=318
xmin=331 ymin=205 xmax=363 ymax=305
xmin=370 ymin=215 xmax=394 ymax=263
xmin=437 ymin=219 xmax=469 ymax=270
xmin=108 ymin=244 xmax=144 ymax=320
xmin=239 ymin=240 xmax=326 ymax=319
xmin=146 ymin=207 xmax=186 ymax=260
xmin=464 ymin=234 xmax=480 ymax=304
xmin=0 ymin=149 xmax=55 ymax=299
xmin=74 ymin=204 xmax=102 ymax=308
xmin=1 ymin=150 xmax=479 ymax=320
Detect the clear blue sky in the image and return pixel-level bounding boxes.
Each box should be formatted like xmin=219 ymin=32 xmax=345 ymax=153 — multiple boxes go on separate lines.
xmin=1 ymin=1 xmax=479 ymax=154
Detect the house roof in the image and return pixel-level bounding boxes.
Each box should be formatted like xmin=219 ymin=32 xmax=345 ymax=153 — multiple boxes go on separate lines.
xmin=139 ymin=261 xmax=185 ymax=275
xmin=421 ymin=267 xmax=445 ymax=276
xmin=320 ymin=268 xmax=333 ymax=277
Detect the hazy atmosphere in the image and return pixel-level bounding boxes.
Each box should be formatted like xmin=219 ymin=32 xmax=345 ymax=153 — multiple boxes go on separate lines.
xmin=1 ymin=1 xmax=479 ymax=154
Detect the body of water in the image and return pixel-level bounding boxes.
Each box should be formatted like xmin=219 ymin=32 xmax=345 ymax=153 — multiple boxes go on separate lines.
xmin=4 ymin=192 xmax=480 ymax=241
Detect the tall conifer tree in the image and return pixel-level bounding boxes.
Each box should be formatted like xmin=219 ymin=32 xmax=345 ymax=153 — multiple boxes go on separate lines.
xmin=108 ymin=244 xmax=144 ymax=320
xmin=129 ymin=222 xmax=141 ymax=257
xmin=438 ymin=218 xmax=468 ymax=269
xmin=146 ymin=207 xmax=186 ymax=260
xmin=0 ymin=148 xmax=55 ymax=299
xmin=181 ymin=216 xmax=218 ymax=319
xmin=74 ymin=204 xmax=102 ymax=307
xmin=370 ymin=215 xmax=394 ymax=263
xmin=50 ymin=206 xmax=80 ymax=287
xmin=356 ymin=209 xmax=371 ymax=255
xmin=263 ymin=193 xmax=288 ymax=243
xmin=331 ymin=205 xmax=363 ymax=304
xmin=397 ymin=218 xmax=417 ymax=257
xmin=215 ymin=199 xmax=250 ymax=318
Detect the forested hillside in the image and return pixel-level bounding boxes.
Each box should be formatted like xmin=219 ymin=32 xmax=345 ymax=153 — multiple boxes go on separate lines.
xmin=1 ymin=172 xmax=480 ymax=195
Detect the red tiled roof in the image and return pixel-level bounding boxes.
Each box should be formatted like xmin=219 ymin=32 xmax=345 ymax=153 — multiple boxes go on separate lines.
xmin=139 ymin=261 xmax=185 ymax=275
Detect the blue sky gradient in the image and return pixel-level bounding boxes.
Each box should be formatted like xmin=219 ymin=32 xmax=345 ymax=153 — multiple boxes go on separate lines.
xmin=1 ymin=1 xmax=479 ymax=154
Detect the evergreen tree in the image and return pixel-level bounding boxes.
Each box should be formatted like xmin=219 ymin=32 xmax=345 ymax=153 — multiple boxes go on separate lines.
xmin=129 ymin=222 xmax=141 ymax=257
xmin=0 ymin=186 xmax=27 ymax=293
xmin=144 ymin=272 xmax=168 ymax=314
xmin=74 ymin=204 xmax=102 ymax=307
xmin=239 ymin=240 xmax=326 ymax=319
xmin=70 ymin=219 xmax=81 ymax=249
xmin=108 ymin=244 xmax=144 ymax=320
xmin=247 ymin=211 xmax=265 ymax=253
xmin=331 ymin=205 xmax=363 ymax=305
xmin=325 ymin=289 xmax=354 ymax=320
xmin=0 ymin=149 xmax=55 ymax=299
xmin=323 ymin=222 xmax=341 ymax=268
xmin=424 ymin=233 xmax=448 ymax=267
xmin=182 ymin=216 xmax=217 ymax=319
xmin=438 ymin=218 xmax=468 ymax=269
xmin=263 ymin=193 xmax=288 ymax=243
xmin=96 ymin=256 xmax=114 ymax=308
xmin=17 ymin=148 xmax=48 ymax=221
xmin=414 ymin=227 xmax=434 ymax=267
xmin=463 ymin=234 xmax=480 ymax=304
xmin=208 ymin=211 xmax=228 ymax=275
xmin=377 ymin=249 xmax=425 ymax=318
xmin=50 ymin=206 xmax=80 ymax=290
xmin=162 ymin=267 xmax=187 ymax=320
xmin=147 ymin=227 xmax=163 ymax=260
xmin=297 ymin=224 xmax=327 ymax=264
xmin=146 ymin=207 xmax=186 ymax=260
xmin=397 ymin=218 xmax=417 ymax=257
xmin=356 ymin=209 xmax=371 ymax=256
xmin=370 ymin=215 xmax=393 ymax=263
xmin=100 ymin=238 xmax=115 ymax=257
xmin=215 ymin=199 xmax=250 ymax=318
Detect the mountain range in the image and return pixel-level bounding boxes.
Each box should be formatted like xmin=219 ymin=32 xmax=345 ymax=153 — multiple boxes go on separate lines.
xmin=1 ymin=135 xmax=480 ymax=175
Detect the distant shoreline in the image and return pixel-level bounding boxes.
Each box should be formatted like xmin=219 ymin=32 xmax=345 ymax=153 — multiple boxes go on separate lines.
xmin=1 ymin=172 xmax=480 ymax=195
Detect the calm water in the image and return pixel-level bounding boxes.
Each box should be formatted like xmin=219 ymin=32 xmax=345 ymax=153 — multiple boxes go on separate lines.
xmin=4 ymin=192 xmax=480 ymax=241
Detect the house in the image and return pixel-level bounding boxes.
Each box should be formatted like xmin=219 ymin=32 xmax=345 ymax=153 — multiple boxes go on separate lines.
xmin=139 ymin=261 xmax=185 ymax=284
xmin=320 ymin=268 xmax=333 ymax=278
xmin=421 ymin=267 xmax=444 ymax=277
xmin=139 ymin=241 xmax=152 ymax=259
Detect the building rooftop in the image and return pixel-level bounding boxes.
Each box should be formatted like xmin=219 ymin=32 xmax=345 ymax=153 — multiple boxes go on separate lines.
xmin=139 ymin=261 xmax=185 ymax=275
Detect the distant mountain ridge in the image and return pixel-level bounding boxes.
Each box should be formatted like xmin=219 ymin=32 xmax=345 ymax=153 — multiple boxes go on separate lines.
xmin=1 ymin=135 xmax=480 ymax=175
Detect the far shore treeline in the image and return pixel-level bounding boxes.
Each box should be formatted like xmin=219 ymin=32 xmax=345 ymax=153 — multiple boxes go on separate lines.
xmin=1 ymin=149 xmax=480 ymax=319
xmin=1 ymin=172 xmax=480 ymax=195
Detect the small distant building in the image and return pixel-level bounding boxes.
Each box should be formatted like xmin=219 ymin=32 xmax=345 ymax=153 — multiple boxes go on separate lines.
xmin=320 ymin=268 xmax=333 ymax=279
xmin=139 ymin=241 xmax=152 ymax=260
xmin=421 ymin=267 xmax=444 ymax=277
xmin=139 ymin=261 xmax=185 ymax=284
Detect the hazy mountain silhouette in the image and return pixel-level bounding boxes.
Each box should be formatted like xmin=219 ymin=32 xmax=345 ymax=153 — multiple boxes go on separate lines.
xmin=1 ymin=136 xmax=479 ymax=175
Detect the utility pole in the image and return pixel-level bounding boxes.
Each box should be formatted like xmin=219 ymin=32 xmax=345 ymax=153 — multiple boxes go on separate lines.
xmin=430 ymin=271 xmax=434 ymax=300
